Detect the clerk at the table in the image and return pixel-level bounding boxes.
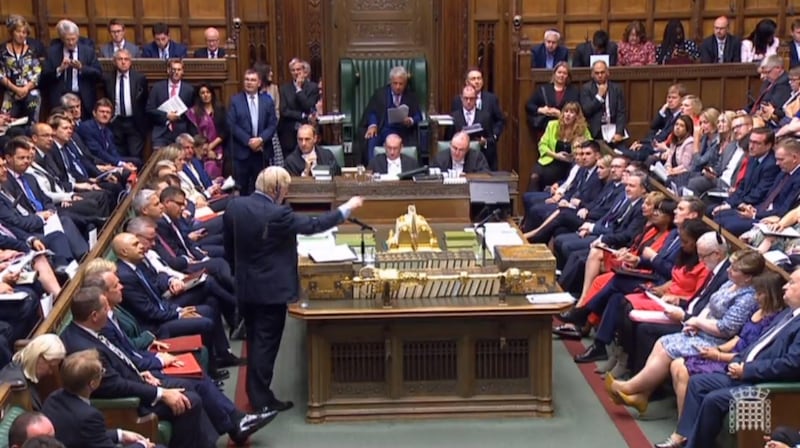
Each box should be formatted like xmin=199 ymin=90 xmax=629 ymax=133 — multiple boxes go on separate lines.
xmin=366 ymin=133 xmax=418 ymax=175
xmin=283 ymin=125 xmax=341 ymax=176
xmin=432 ymin=131 xmax=490 ymax=175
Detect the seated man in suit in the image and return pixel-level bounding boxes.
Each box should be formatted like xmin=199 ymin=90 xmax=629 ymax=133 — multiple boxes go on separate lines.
xmin=141 ymin=22 xmax=187 ymax=59
xmin=284 ymin=125 xmax=341 ymax=176
xmin=618 ymin=83 xmax=687 ymax=161
xmin=366 ymin=133 xmax=418 ymax=175
xmin=359 ymin=65 xmax=423 ymax=163
xmin=699 ymin=16 xmax=741 ymax=63
xmin=146 ymin=59 xmax=195 ymax=149
xmin=76 ymin=98 xmax=140 ymax=169
xmin=715 ymin=137 xmax=800 ymax=235
xmin=449 ymin=68 xmax=505 ymax=170
xmin=654 ymin=267 xmax=800 ymax=448
xmin=194 ymin=27 xmax=225 ymax=59
xmin=580 ymin=60 xmax=627 ymax=144
xmin=432 ymin=131 xmax=490 ymax=174
xmin=100 ymin=19 xmax=139 ymax=57
xmin=42 ymin=20 xmax=102 ymax=121
xmin=748 ymin=55 xmax=792 ymax=114
xmin=572 ymin=30 xmax=618 ymax=67
xmin=7 ymin=412 xmax=55 ymax=448
xmin=111 ymin=233 xmax=238 ymax=377
xmin=42 ymin=349 xmax=163 ymax=448
xmin=447 ymin=86 xmax=498 ymax=169
xmin=531 ymin=29 xmax=569 ymax=69
xmin=60 ymin=287 xmax=275 ymax=448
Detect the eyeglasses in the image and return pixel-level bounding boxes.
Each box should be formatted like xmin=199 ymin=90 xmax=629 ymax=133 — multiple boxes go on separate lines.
xmin=698 ymin=251 xmax=716 ymax=260
xmin=168 ymin=199 xmax=186 ymax=207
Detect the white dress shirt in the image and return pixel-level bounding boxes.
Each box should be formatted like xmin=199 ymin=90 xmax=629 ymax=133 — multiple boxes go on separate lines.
xmin=386 ymin=157 xmax=402 ymax=176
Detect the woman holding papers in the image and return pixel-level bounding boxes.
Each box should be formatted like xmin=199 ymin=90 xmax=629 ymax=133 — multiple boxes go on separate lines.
xmin=530 ymin=101 xmax=591 ymax=192
xmin=668 ymin=271 xmax=785 ymax=417
xmin=605 ymin=249 xmax=765 ymax=414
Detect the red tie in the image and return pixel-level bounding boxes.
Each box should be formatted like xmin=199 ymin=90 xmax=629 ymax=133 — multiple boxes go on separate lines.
xmin=734 ymin=157 xmax=749 ymax=189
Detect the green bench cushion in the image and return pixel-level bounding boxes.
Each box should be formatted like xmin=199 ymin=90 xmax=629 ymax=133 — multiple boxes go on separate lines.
xmin=0 ymin=406 xmax=26 ymax=448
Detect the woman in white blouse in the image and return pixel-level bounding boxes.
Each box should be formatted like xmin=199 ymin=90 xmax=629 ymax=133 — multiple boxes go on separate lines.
xmin=741 ymin=19 xmax=780 ymax=63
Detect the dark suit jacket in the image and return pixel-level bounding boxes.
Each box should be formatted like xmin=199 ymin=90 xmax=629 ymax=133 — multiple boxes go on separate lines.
xmin=565 ymin=167 xmax=602 ymax=206
xmin=278 ymin=80 xmax=319 ymax=133
xmin=42 ymin=42 xmax=102 ymax=119
xmin=43 ymin=389 xmax=130 ymax=448
xmin=580 ymin=80 xmax=627 ymax=139
xmin=2 ymin=172 xmax=55 ymax=218
xmin=116 ymin=260 xmax=181 ymax=328
xmin=223 ymin=193 xmax=343 ymax=304
xmin=146 ymin=80 xmax=195 ymax=147
xmin=284 ymin=147 xmax=342 ymax=177
xmin=60 ymin=323 xmax=159 ymax=405
xmin=450 ymin=91 xmax=505 ymax=139
xmin=683 ymin=259 xmax=731 ymax=314
xmin=432 ymin=150 xmax=490 ymax=173
xmin=366 ymin=154 xmax=419 ymax=174
xmin=357 ymin=85 xmax=423 ymax=147
xmin=637 ymin=229 xmax=682 ymax=282
xmin=525 ymin=83 xmax=581 ymax=131
xmin=227 ymin=91 xmax=278 ymax=161
xmin=727 ymin=151 xmax=780 ymax=207
xmin=183 ymin=158 xmax=213 ymax=189
xmin=155 ymin=216 xmax=206 ymax=271
xmin=755 ymin=168 xmax=800 ymax=219
xmin=791 ymin=42 xmax=800 ymax=69
xmin=100 ymin=40 xmax=140 ymax=58
xmin=572 ymin=41 xmax=619 ymax=67
xmin=76 ymin=120 xmax=124 ymax=165
xmin=140 ymin=40 xmax=187 ymax=59
xmin=531 ymin=43 xmax=569 ymax=68
xmin=103 ymin=69 xmax=148 ymax=131
xmin=585 ymin=180 xmax=624 ymax=221
xmin=101 ymin=319 xmax=163 ymax=372
xmin=699 ymin=35 xmax=742 ymax=63
xmin=193 ymin=47 xmax=226 ymax=58
xmin=739 ymin=308 xmax=800 ymax=382
xmin=593 ymin=196 xmax=646 ymax=247
xmin=649 ymin=109 xmax=681 ymax=142
xmin=447 ymin=107 xmax=494 ymax=143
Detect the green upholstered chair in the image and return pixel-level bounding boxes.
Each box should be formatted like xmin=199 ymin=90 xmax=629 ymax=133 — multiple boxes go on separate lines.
xmin=373 ymin=145 xmax=419 ymax=161
xmin=320 ymin=145 xmax=346 ymax=168
xmin=435 ymin=140 xmax=481 ymax=156
xmin=0 ymin=405 xmax=26 ymax=448
xmin=339 ymin=58 xmax=429 ymax=161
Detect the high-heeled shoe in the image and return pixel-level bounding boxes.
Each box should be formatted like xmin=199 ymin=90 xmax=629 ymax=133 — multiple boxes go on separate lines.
xmin=617 ymin=389 xmax=648 ymax=415
xmin=603 ymin=373 xmax=623 ymax=405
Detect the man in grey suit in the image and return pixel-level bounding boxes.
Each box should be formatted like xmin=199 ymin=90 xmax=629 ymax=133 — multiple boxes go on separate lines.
xmin=100 ymin=19 xmax=139 ymax=58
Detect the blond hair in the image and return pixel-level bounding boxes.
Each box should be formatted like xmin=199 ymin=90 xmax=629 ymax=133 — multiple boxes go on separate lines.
xmin=255 ymin=166 xmax=292 ymax=197
xmin=12 ymin=334 xmax=66 ymax=383
xmin=84 ymin=258 xmax=116 ymax=277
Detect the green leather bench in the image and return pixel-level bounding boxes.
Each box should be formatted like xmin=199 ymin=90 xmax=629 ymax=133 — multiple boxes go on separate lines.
xmin=340 ymin=57 xmax=429 ymax=163
xmin=374 ymin=145 xmax=418 ymax=161
xmin=0 ymin=405 xmax=26 ymax=448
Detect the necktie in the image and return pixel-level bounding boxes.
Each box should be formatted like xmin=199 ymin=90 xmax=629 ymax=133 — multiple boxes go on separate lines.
xmin=758 ymin=173 xmax=791 ymax=213
xmin=271 ymin=134 xmax=285 ymax=167
xmin=156 ymin=233 xmax=177 ymax=258
xmin=68 ymin=143 xmax=87 ymax=177
xmin=752 ymin=82 xmax=776 ymax=111
xmin=170 ymin=222 xmax=194 ymax=258
xmin=477 ymin=95 xmax=482 ymax=110
xmin=465 ymin=110 xmax=473 ymax=126
xmin=19 ymin=176 xmax=43 ymax=212
xmin=133 ymin=266 xmax=165 ymax=310
xmin=393 ymin=94 xmax=400 ymax=107
xmin=744 ymin=310 xmax=796 ymax=362
xmin=718 ymin=40 xmax=725 ymax=63
xmin=66 ymin=50 xmax=75 ymax=90
xmin=97 ymin=334 xmax=142 ymax=374
xmin=170 ymin=83 xmax=178 ymax=98
xmin=118 ymin=74 xmax=127 ymax=117
xmin=734 ymin=156 xmax=749 ymax=188
xmin=161 ymin=49 xmax=168 ymax=60
xmin=249 ymin=95 xmax=259 ymax=137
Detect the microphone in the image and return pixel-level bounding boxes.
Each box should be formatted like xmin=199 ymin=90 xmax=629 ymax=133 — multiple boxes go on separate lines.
xmin=347 ymin=217 xmax=376 ymax=232
xmin=474 ymin=208 xmax=502 ymax=228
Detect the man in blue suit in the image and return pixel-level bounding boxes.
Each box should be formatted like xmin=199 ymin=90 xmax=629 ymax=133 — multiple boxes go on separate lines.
xmin=141 ymin=23 xmax=187 ymax=59
xmin=654 ymin=268 xmax=800 ymax=448
xmin=227 ymin=69 xmax=278 ymax=195
xmin=223 ymin=167 xmax=363 ymax=414
xmin=77 ymin=98 xmax=141 ymax=169
xmin=531 ymin=29 xmax=569 ymax=69
xmin=43 ymin=20 xmax=102 ymax=120
xmin=716 ymin=138 xmax=800 ymax=235
xmin=146 ymin=59 xmax=194 ymax=149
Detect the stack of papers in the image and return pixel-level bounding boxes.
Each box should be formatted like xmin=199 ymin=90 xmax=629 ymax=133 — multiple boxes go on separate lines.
xmin=526 ymin=292 xmax=575 ymax=304
xmin=317 ymin=114 xmax=346 ymax=124
xmin=387 ymin=105 xmax=409 ymax=124
xmin=308 ymin=244 xmax=357 ymax=263
xmin=297 ymin=229 xmax=337 ymax=257
xmin=429 ymin=114 xmax=454 ymax=125
xmin=473 ymin=222 xmax=524 ymax=256
xmin=764 ymin=250 xmax=790 ymax=265
xmin=756 ymin=223 xmax=800 ymax=239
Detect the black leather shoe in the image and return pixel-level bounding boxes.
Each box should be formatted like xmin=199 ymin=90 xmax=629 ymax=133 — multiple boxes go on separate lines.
xmin=229 ymin=410 xmax=279 ymax=445
xmin=653 ymin=437 xmax=686 ymax=448
xmin=552 ymin=324 xmax=584 ymax=340
xmin=214 ymin=380 xmax=225 ymax=389
xmin=574 ymin=343 xmax=607 ymax=363
xmin=217 ymin=352 xmax=247 ymax=368
xmin=555 ymin=306 xmax=589 ymax=325
xmin=264 ymin=399 xmax=294 ymax=412
xmin=210 ymin=369 xmax=230 ymax=381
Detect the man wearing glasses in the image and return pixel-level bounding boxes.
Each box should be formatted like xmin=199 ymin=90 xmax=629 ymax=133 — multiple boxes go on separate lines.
xmin=100 ymin=19 xmax=140 ymax=58
xmin=747 ymin=55 xmax=791 ymax=114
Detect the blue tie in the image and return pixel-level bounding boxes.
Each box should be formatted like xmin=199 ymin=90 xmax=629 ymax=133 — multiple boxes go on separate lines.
xmin=133 ymin=266 xmax=165 ymax=311
xmin=19 ymin=176 xmax=44 ymax=212
xmin=68 ymin=143 xmax=88 ymax=177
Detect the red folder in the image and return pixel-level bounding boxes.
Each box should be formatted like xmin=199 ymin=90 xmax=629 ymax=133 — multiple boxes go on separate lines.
xmin=151 ymin=335 xmax=203 ymax=353
xmin=162 ymin=353 xmax=203 ymax=378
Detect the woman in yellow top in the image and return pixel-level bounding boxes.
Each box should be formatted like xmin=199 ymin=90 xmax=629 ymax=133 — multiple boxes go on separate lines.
xmin=531 ymin=101 xmax=592 ymax=190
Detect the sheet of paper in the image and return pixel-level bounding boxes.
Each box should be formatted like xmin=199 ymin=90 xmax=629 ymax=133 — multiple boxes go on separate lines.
xmin=628 ymin=309 xmax=673 ymax=324
xmin=221 ymin=176 xmax=236 ymax=190
xmin=462 ymin=123 xmax=484 ymax=135
xmin=297 ymin=229 xmax=337 ymax=257
xmin=764 ymin=250 xmax=791 ymax=265
xmin=601 ymin=124 xmax=628 ymax=144
xmin=308 ymin=244 xmax=357 ymax=263
xmin=317 ymin=114 xmax=346 ymax=124
xmin=387 ymin=104 xmax=409 ymax=124
xmin=756 ymin=223 xmax=800 ymax=239
xmin=590 ymin=54 xmax=610 ymax=67
xmin=88 ymin=228 xmax=98 ymax=250
xmin=649 ymin=161 xmax=668 ymax=182
xmin=0 ymin=291 xmax=29 ymax=301
xmin=644 ymin=290 xmax=682 ymax=313
xmin=429 ymin=114 xmax=454 ymax=125
xmin=40 ymin=293 xmax=53 ymax=317
xmin=43 ymin=214 xmax=64 ymax=235
xmin=157 ymin=95 xmax=188 ymax=115
xmin=707 ymin=190 xmax=729 ymax=199
xmin=526 ymin=292 xmax=576 ymax=304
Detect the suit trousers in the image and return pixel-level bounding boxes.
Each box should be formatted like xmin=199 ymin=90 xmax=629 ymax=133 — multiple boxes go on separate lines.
xmin=154 ymin=373 xmax=239 ymax=435
xmin=714 ymin=209 xmax=755 ymax=236
xmin=242 ymin=302 xmax=287 ymax=410
xmin=233 ymin=152 xmax=265 ymax=196
xmin=111 ymin=116 xmax=145 ymax=159
xmin=554 ymin=232 xmax=595 ymax=269
xmin=677 ymin=373 xmax=742 ymax=448
xmin=531 ymin=209 xmax=584 ymax=244
xmin=147 ymin=388 xmax=218 ymax=448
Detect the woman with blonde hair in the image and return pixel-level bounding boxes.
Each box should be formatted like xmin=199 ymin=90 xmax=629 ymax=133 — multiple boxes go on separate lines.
xmin=0 ymin=334 xmax=66 ymax=410
xmin=0 ymin=16 xmax=41 ymax=122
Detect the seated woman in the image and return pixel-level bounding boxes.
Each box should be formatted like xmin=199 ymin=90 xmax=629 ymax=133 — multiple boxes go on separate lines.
xmin=659 ymin=115 xmax=696 ymax=187
xmin=655 ymin=20 xmax=699 ymax=65
xmin=0 ymin=334 xmax=66 ymax=410
xmin=689 ymin=108 xmax=721 ymax=176
xmin=668 ymin=271 xmax=785 ymax=418
xmin=574 ymin=219 xmax=711 ymax=365
xmin=741 ymin=19 xmax=780 ymax=64
xmin=605 ymin=249 xmax=765 ymax=414
xmin=525 ymin=90 xmax=586 ymax=192
xmin=617 ymin=20 xmax=656 ymax=67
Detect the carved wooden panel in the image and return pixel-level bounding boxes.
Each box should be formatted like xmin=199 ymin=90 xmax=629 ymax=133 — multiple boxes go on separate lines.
xmin=476 ymin=22 xmax=497 ymax=93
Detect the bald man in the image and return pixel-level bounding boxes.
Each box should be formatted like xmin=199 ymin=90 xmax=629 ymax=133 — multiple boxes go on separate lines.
xmin=699 ymin=16 xmax=741 ymax=63
xmin=432 ymin=131 xmax=489 ymax=174
xmin=366 ymin=133 xmax=418 ymax=175
xmin=194 ymin=28 xmax=225 ymax=59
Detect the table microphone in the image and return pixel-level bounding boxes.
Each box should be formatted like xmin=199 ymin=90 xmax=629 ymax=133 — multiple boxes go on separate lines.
xmin=347 ymin=217 xmax=376 ymax=232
